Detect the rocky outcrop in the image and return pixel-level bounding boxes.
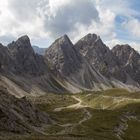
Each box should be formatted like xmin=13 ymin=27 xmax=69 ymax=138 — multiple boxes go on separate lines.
xmin=45 ymin=35 xmax=112 ymax=91
xmin=45 ymin=35 xmax=83 ymax=76
xmin=75 ymin=34 xmax=140 ymax=88
xmin=75 ymin=34 xmax=126 ymax=82
xmin=112 ymin=44 xmax=140 ymax=84
xmin=0 ymin=44 xmax=15 ymax=72
xmin=8 ymin=35 xmax=47 ymax=75
xmin=0 ymin=33 xmax=140 ymax=95
xmin=0 ymin=36 xmax=69 ymax=95
xmin=0 ymin=86 xmax=51 ymax=133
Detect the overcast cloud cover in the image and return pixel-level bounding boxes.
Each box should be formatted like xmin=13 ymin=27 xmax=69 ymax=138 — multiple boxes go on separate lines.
xmin=0 ymin=0 xmax=140 ymax=51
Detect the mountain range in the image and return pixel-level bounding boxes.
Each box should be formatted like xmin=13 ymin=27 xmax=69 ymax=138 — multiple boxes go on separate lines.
xmin=0 ymin=33 xmax=140 ymax=139
xmin=0 ymin=33 xmax=140 ymax=98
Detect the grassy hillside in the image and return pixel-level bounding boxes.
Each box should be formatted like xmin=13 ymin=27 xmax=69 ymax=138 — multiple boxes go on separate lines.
xmin=77 ymin=89 xmax=140 ymax=109
xmin=5 ymin=89 xmax=140 ymax=140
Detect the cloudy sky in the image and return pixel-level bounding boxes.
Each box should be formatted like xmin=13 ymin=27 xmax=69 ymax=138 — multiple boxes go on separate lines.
xmin=0 ymin=0 xmax=140 ymax=51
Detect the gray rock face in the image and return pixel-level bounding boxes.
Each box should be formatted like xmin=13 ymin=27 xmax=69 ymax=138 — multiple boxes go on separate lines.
xmin=75 ymin=33 xmax=126 ymax=82
xmin=45 ymin=34 xmax=111 ymax=90
xmin=0 ymin=86 xmax=51 ymax=133
xmin=45 ymin=35 xmax=83 ymax=76
xmin=75 ymin=33 xmax=140 ymax=88
xmin=0 ymin=33 xmax=140 ymax=94
xmin=112 ymin=44 xmax=140 ymax=84
xmin=0 ymin=44 xmax=14 ymax=72
xmin=8 ymin=35 xmax=48 ymax=75
xmin=0 ymin=36 xmax=68 ymax=94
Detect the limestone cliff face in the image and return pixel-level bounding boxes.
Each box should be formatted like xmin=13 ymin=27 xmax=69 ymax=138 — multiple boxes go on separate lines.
xmin=0 ymin=44 xmax=15 ymax=72
xmin=0 ymin=34 xmax=140 ymax=95
xmin=45 ymin=35 xmax=83 ymax=76
xmin=8 ymin=35 xmax=47 ymax=75
xmin=75 ymin=34 xmax=126 ymax=82
xmin=112 ymin=44 xmax=140 ymax=84
xmin=0 ymin=36 xmax=68 ymax=95
xmin=45 ymin=35 xmax=112 ymax=90
xmin=75 ymin=33 xmax=140 ymax=88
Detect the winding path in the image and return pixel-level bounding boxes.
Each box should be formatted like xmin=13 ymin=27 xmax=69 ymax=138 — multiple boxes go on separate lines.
xmin=54 ymin=96 xmax=87 ymax=112
xmin=53 ymin=96 xmax=92 ymax=134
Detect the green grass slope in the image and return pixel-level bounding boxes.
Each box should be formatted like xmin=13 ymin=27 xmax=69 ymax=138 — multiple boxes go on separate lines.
xmin=5 ymin=89 xmax=140 ymax=140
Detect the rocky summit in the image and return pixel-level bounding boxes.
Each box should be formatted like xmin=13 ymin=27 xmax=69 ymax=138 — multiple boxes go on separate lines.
xmin=45 ymin=34 xmax=111 ymax=91
xmin=112 ymin=44 xmax=140 ymax=84
xmin=75 ymin=34 xmax=125 ymax=81
xmin=75 ymin=33 xmax=140 ymax=90
xmin=0 ymin=36 xmax=67 ymax=96
xmin=7 ymin=35 xmax=47 ymax=75
xmin=45 ymin=35 xmax=83 ymax=76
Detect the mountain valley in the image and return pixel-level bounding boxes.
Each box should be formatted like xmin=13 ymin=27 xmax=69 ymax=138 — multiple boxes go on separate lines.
xmin=0 ymin=33 xmax=140 ymax=140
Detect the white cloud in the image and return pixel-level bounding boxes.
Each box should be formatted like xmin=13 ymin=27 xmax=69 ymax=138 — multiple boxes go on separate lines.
xmin=130 ymin=42 xmax=140 ymax=52
xmin=0 ymin=0 xmax=47 ymax=44
xmin=71 ymin=8 xmax=116 ymax=43
xmin=0 ymin=0 xmax=139 ymax=51
xmin=95 ymin=0 xmax=140 ymax=18
xmin=105 ymin=39 xmax=123 ymax=48
xmin=124 ymin=19 xmax=140 ymax=38
xmin=67 ymin=0 xmax=140 ymax=43
xmin=40 ymin=0 xmax=99 ymax=38
xmin=0 ymin=0 xmax=99 ymax=45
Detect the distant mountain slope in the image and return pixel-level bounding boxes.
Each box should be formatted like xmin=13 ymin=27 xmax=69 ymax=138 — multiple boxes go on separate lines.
xmin=32 ymin=45 xmax=46 ymax=55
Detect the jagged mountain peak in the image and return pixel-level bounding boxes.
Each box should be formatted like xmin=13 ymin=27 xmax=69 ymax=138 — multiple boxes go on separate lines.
xmin=51 ymin=34 xmax=73 ymax=50
xmin=59 ymin=34 xmax=70 ymax=42
xmin=45 ymin=34 xmax=82 ymax=76
xmin=112 ymin=44 xmax=140 ymax=63
xmin=17 ymin=35 xmax=30 ymax=42
xmin=10 ymin=35 xmax=30 ymax=46
xmin=112 ymin=44 xmax=135 ymax=52
xmin=46 ymin=34 xmax=75 ymax=56
xmin=81 ymin=33 xmax=98 ymax=41
xmin=77 ymin=33 xmax=102 ymax=46
xmin=0 ymin=33 xmax=139 ymax=95
xmin=5 ymin=35 xmax=49 ymax=75
xmin=8 ymin=35 xmax=34 ymax=54
xmin=112 ymin=44 xmax=140 ymax=62
xmin=0 ymin=43 xmax=4 ymax=47
xmin=112 ymin=44 xmax=140 ymax=64
xmin=45 ymin=34 xmax=112 ymax=90
xmin=112 ymin=44 xmax=140 ymax=84
xmin=75 ymin=33 xmax=127 ymax=82
xmin=75 ymin=33 xmax=106 ymax=57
